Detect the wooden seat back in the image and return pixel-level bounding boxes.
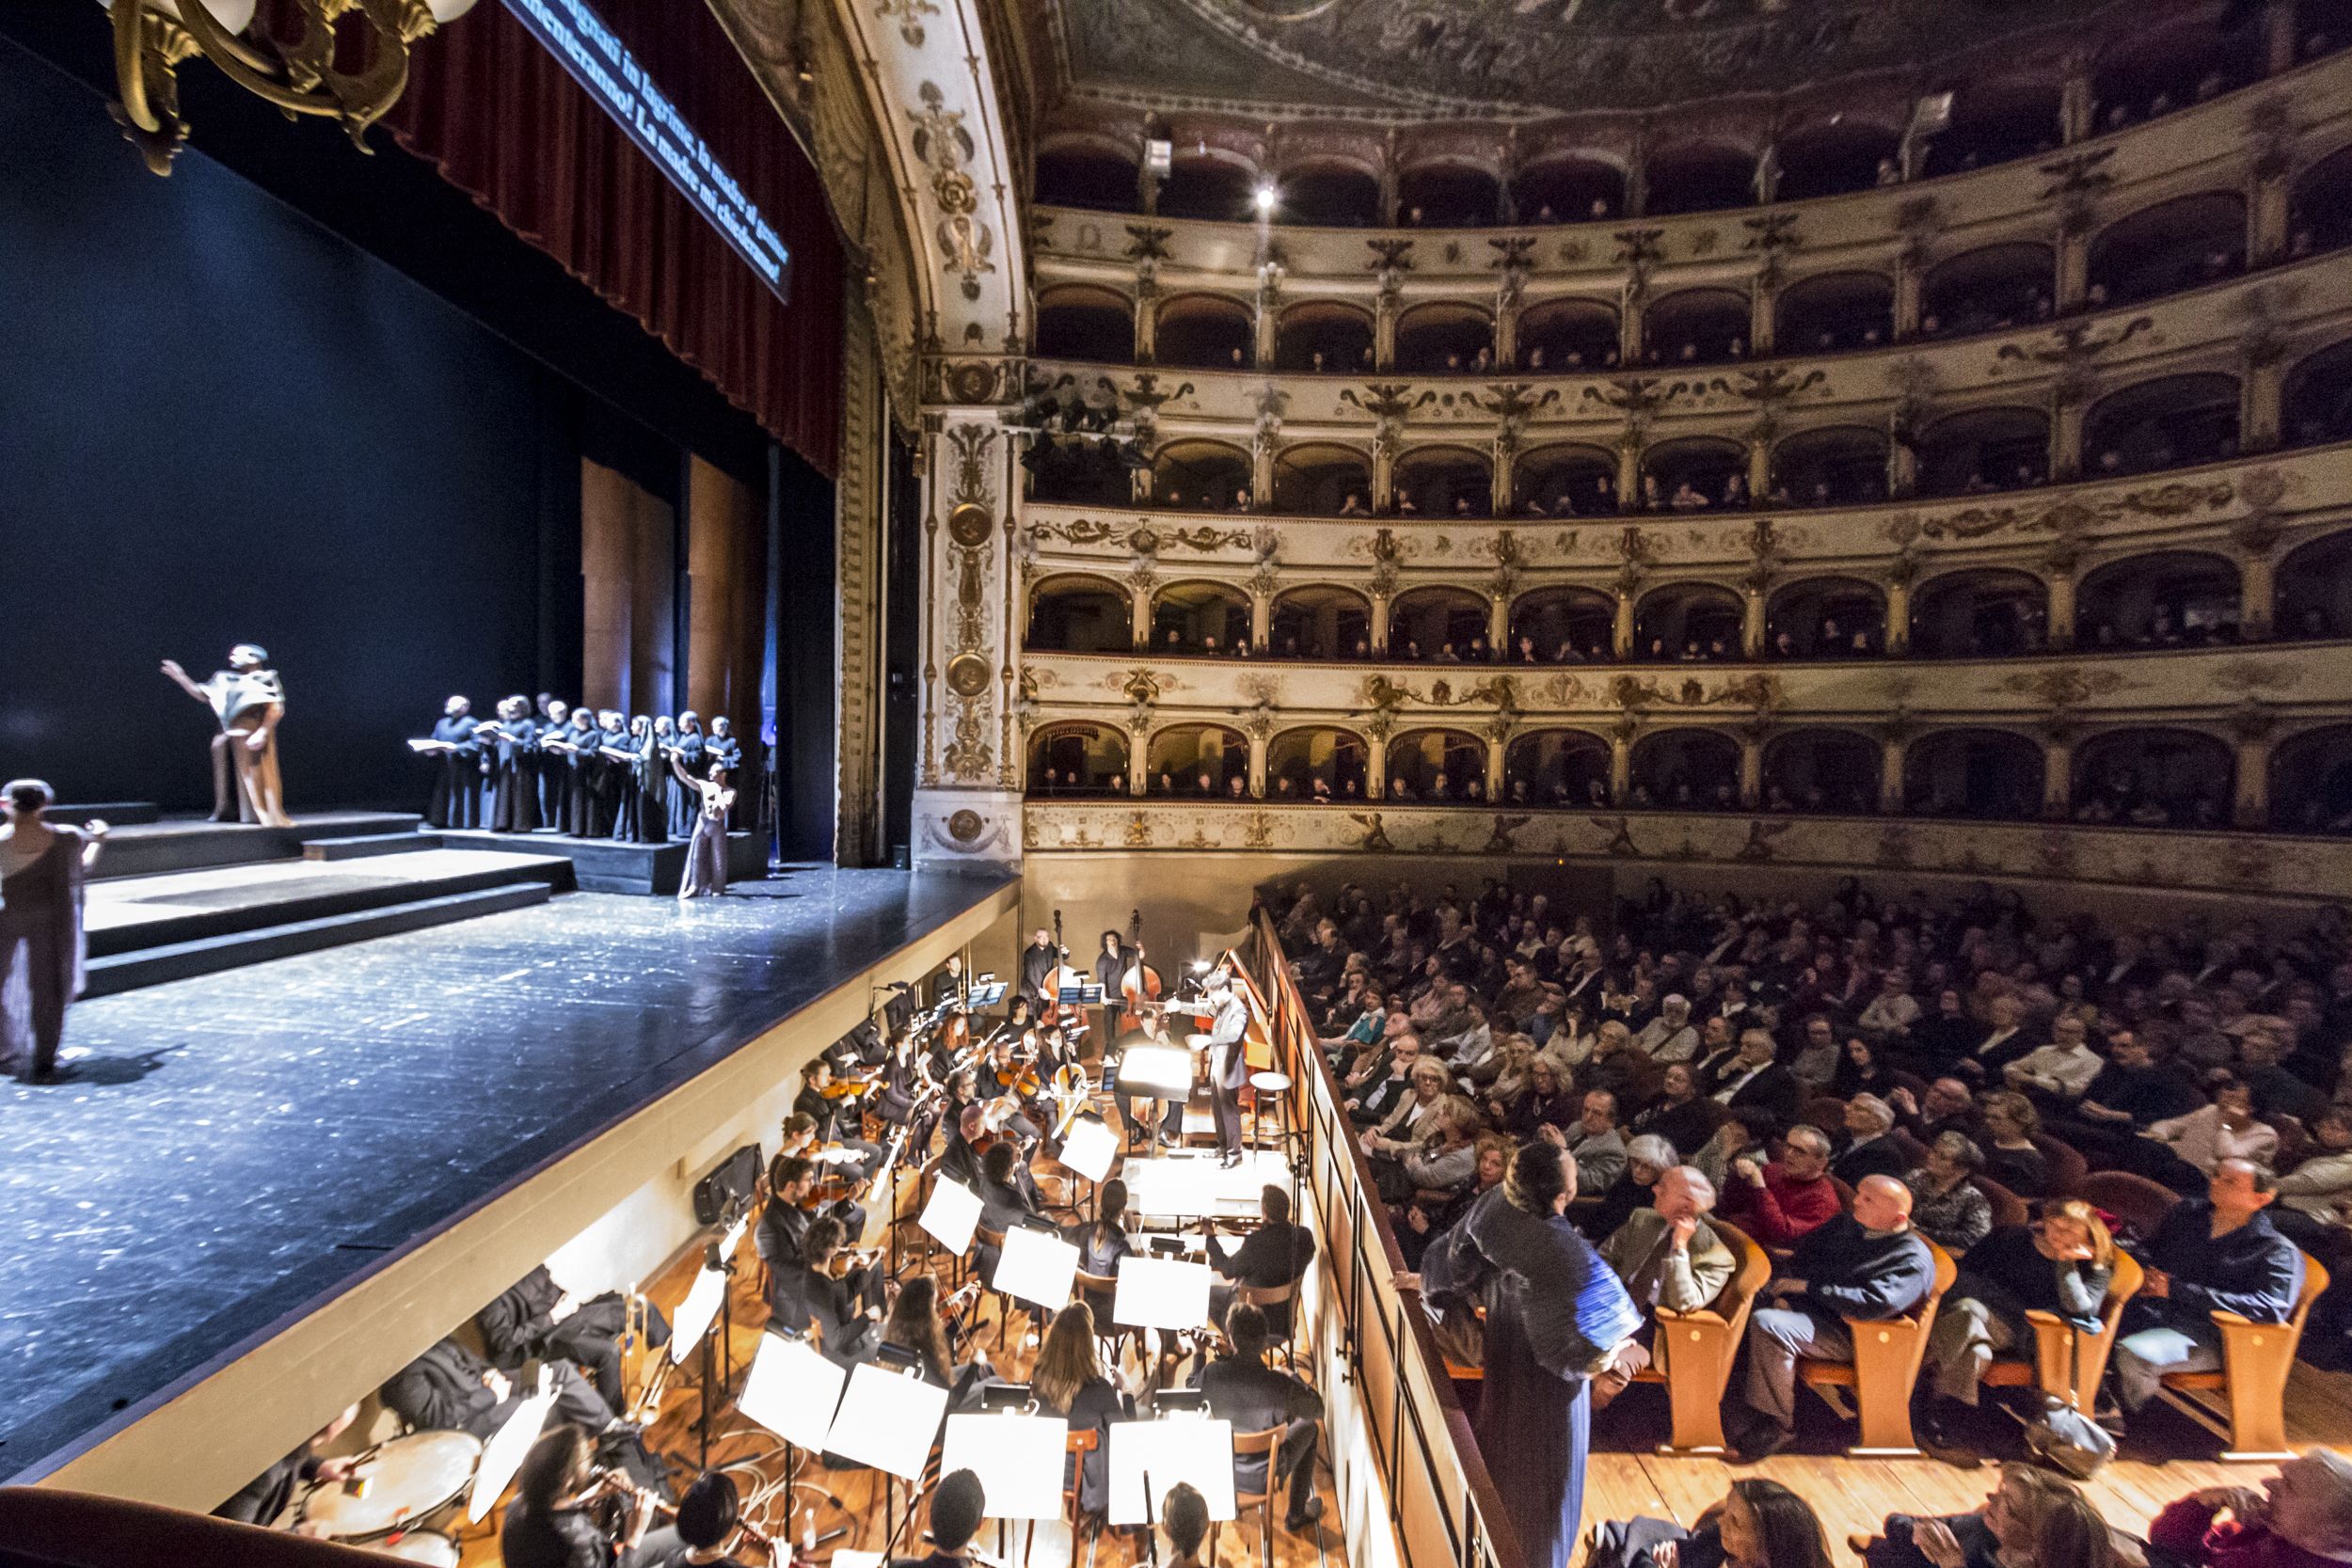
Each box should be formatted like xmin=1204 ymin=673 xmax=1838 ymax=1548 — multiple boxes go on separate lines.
xmin=1648 ymin=1218 xmax=1771 ymax=1455
xmin=1801 ymin=1235 xmax=1957 ymax=1455
xmin=2160 ymin=1248 xmax=2328 ymax=1459
xmin=2017 ymin=1248 xmax=2143 ymax=1408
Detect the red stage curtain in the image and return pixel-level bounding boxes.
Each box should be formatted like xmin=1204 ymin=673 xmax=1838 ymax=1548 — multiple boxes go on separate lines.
xmin=383 ymin=0 xmax=844 ymax=477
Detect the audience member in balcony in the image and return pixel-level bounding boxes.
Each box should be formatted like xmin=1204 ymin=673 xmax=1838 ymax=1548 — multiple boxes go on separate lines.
xmin=1901 ymin=1132 xmax=1995 ymax=1252
xmin=1394 ymin=488 xmax=1418 ymax=515
xmin=1669 ymin=479 xmax=1710 ymax=511
xmin=1723 ymin=472 xmax=1751 ymax=507
xmin=1338 ymin=491 xmax=1367 ymax=515
xmin=1641 ymin=474 xmax=1664 ymax=510
xmin=2112 ymin=1159 xmax=2304 ymax=1421
xmin=1733 ymin=1174 xmax=1934 ymax=1461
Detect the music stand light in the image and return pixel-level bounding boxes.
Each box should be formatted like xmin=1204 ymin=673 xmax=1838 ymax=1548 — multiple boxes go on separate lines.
xmin=1059 ymin=1115 xmax=1119 ymax=1183
xmin=1111 ymin=1253 xmax=1214 ymax=1332
xmin=940 ymin=1412 xmax=1072 ymax=1522
xmin=736 ymin=1332 xmax=846 ymax=1451
xmin=467 ymin=1371 xmax=557 ymax=1523
xmin=1106 ymin=1414 xmax=1236 ymax=1525
xmin=992 ymin=1225 xmax=1080 ymax=1313
xmin=919 ymin=1176 xmax=985 ymax=1256
xmin=1117 ymin=1044 xmax=1193 ymax=1101
xmin=826 ymin=1363 xmax=952 ymax=1480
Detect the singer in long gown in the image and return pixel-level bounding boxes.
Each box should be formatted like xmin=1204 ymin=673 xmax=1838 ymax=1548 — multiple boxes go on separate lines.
xmin=672 ymin=760 xmax=735 ymax=900
xmin=1419 ymin=1144 xmax=1642 ymax=1568
xmin=0 ymin=781 xmax=105 ymax=1084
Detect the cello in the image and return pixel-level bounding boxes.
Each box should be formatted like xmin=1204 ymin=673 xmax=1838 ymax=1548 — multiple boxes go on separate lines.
xmin=1118 ymin=908 xmax=1165 ymax=1035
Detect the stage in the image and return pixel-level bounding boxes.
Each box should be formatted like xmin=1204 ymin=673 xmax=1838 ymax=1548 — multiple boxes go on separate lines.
xmin=0 ymin=864 xmax=1017 ymax=1485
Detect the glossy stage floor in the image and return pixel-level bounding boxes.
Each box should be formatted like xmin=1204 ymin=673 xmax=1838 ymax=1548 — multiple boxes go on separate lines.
xmin=0 ymin=864 xmax=1015 ymax=1485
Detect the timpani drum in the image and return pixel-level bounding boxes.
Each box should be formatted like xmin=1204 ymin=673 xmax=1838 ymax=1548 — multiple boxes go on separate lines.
xmin=296 ymin=1431 xmax=483 ymax=1542
xmin=371 ymin=1530 xmax=461 ymax=1565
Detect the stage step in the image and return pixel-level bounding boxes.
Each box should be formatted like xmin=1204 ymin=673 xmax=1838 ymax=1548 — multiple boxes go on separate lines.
xmin=93 ymin=813 xmax=428 ymax=879
xmin=87 ymin=858 xmax=572 ymax=958
xmin=84 ymin=883 xmax=555 ymax=998
xmin=303 ymin=832 xmax=445 ymax=861
xmin=53 ymin=801 xmax=161 ymax=827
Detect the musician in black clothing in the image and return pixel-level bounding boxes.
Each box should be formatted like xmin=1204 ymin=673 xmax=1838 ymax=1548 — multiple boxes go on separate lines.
xmin=775 ymin=1117 xmax=870 ymax=1239
xmin=891 ymin=1467 xmax=984 ymax=1568
xmin=769 ymin=1217 xmax=883 ymax=1368
xmin=973 ymin=1140 xmax=1043 ymax=1284
xmin=478 ymin=1266 xmax=660 ymax=1415
xmin=501 ymin=1422 xmax=675 ymax=1568
xmin=931 ymin=954 xmax=969 ymax=1009
xmin=753 ymin=1155 xmax=818 ymax=1274
xmin=1189 ymin=1304 xmax=1327 ymax=1535
xmin=380 ymin=1336 xmax=615 ymax=1442
xmin=1018 ymin=927 xmax=1062 ymax=1005
xmin=660 ymin=1471 xmax=773 ymax=1568
xmin=1207 ymin=1184 xmax=1317 ymax=1336
xmin=214 ymin=1403 xmax=359 ymax=1528
xmin=936 ymin=1103 xmax=987 ymax=1187
xmin=795 ymin=1059 xmax=883 ymax=1183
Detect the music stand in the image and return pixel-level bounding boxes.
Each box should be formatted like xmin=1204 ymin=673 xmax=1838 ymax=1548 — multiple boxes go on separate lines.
xmin=940 ymin=1412 xmax=1072 ymax=1522
xmin=919 ymin=1176 xmax=984 ymax=1256
xmin=1060 ymin=1115 xmax=1119 ymax=1184
xmin=826 ymin=1362 xmax=951 ymax=1480
xmin=467 ymin=1370 xmax=557 ymax=1524
xmin=670 ymin=1260 xmax=730 ymax=1367
xmin=1118 ymin=1043 xmax=1194 ymax=1162
xmin=737 ymin=1331 xmax=847 ymax=1451
xmin=1057 ymin=980 xmax=1107 ymax=1007
xmin=968 ymin=981 xmax=1009 ymax=1009
xmin=1106 ymin=1414 xmax=1236 ymax=1525
xmin=1111 ymin=1253 xmax=1214 ymax=1333
xmin=992 ymin=1224 xmax=1080 ymax=1315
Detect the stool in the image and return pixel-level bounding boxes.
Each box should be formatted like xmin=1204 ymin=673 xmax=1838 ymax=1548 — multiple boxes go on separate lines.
xmin=1249 ymin=1070 xmax=1293 ymax=1160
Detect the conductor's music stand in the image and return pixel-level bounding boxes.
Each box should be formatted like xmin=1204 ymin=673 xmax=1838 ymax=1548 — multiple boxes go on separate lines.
xmin=1117 ymin=1043 xmax=1195 ymax=1163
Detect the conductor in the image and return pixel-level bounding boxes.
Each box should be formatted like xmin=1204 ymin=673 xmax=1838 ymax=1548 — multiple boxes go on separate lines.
xmin=1205 ymin=967 xmax=1252 ymax=1168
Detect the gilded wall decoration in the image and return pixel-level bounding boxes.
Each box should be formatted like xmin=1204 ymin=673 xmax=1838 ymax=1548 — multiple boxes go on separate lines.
xmin=1738 ymin=820 xmax=1793 ymax=863
xmin=1486 ymin=814 xmax=1531 ymax=853
xmin=1989 ymin=667 xmax=2139 ymax=705
xmin=945 ymin=654 xmax=992 ymax=697
xmin=943 ymin=694 xmax=993 ymax=782
xmin=946 ymin=424 xmax=998 ymax=510
xmin=1350 ymin=811 xmax=1393 ymax=852
xmin=1027 ymin=516 xmax=1125 ymax=547
xmin=2212 ymin=658 xmax=2300 ymax=695
xmin=1610 ymin=672 xmax=1779 ymax=709
xmin=872 ymin=0 xmax=937 ymax=46
xmin=1114 ymin=668 xmax=1171 ymax=704
xmin=1241 ymin=811 xmax=1279 ymax=851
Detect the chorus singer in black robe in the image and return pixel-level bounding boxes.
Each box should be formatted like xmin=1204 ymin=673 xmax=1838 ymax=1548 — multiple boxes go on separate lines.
xmin=643 ymin=716 xmax=679 ymax=841
xmin=588 ymin=711 xmax=628 ymax=837
xmin=668 ymin=712 xmax=708 ymax=838
xmin=608 ymin=718 xmax=668 ymax=845
xmin=482 ymin=695 xmax=539 ymax=833
xmin=420 ymin=696 xmax=484 ymax=830
xmin=533 ymin=699 xmax=571 ymax=830
xmin=544 ymin=707 xmax=598 ymax=837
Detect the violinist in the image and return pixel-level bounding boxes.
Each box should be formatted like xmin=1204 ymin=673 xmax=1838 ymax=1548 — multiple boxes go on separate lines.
xmin=774 ymin=1116 xmax=871 ymax=1240
xmin=980 ymin=1034 xmax=1046 ymax=1146
xmin=754 ymin=1155 xmax=818 ymax=1272
xmin=795 ymin=1059 xmax=882 ymax=1180
xmin=1066 ymin=1176 xmax=1133 ymax=1324
xmin=769 ymin=1216 xmax=882 ymax=1370
xmin=973 ymin=1141 xmax=1041 ymax=1283
xmin=882 ymin=1275 xmax=993 ymax=1412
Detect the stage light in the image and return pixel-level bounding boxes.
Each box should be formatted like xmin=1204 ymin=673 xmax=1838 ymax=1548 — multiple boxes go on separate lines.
xmin=1253 ymin=182 xmax=1279 ymax=215
xmin=100 ymin=0 xmax=477 ymax=176
xmin=1189 ymin=959 xmax=1214 ymax=973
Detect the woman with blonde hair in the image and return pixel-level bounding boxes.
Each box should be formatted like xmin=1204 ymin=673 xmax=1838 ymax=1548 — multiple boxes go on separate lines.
xmin=1915 ymin=1199 xmax=2118 ymax=1460
xmin=1979 ymin=1090 xmax=2051 ymax=1197
xmin=1860 ymin=1463 xmax=2135 ymax=1568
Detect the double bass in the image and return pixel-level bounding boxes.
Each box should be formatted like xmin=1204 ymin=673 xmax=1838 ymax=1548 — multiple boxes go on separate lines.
xmin=1118 ymin=908 xmax=1165 ymax=1035
xmin=1036 ymin=909 xmax=1089 ymax=1029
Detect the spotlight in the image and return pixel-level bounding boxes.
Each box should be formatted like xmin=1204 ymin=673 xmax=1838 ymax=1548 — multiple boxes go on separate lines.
xmin=1253 ymin=182 xmax=1278 ymax=215
xmin=1190 ymin=959 xmax=1214 ymax=973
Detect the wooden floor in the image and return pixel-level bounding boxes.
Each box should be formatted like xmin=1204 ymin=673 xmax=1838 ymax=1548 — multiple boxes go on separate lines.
xmin=1571 ymin=1351 xmax=2352 ymax=1566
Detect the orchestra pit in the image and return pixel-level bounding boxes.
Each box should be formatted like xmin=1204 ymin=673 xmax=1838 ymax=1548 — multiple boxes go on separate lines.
xmin=8 ymin=4 xmax=2352 ymax=1568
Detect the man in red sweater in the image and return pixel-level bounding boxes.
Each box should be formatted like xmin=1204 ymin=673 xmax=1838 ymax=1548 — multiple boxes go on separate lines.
xmin=1718 ymin=1122 xmax=1843 ymax=1245
xmin=2150 ymin=1452 xmax=2352 ymax=1568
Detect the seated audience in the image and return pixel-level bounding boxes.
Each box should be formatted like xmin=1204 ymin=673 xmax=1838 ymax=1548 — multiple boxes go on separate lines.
xmin=1976 ymin=1091 xmax=2050 ymax=1198
xmin=2111 ymin=1159 xmax=2304 ymax=1423
xmin=1582 ymin=1132 xmax=1678 ymax=1243
xmin=2149 ymin=1450 xmax=2352 ymax=1568
xmin=1915 ymin=1201 xmax=2117 ymax=1456
xmin=1834 ymin=1093 xmax=1912 ymax=1185
xmin=1732 ymin=1175 xmax=1935 ymax=1461
xmin=1902 ymin=1132 xmax=1995 ymax=1254
xmin=1595 ymin=1163 xmax=1735 ymax=1407
xmin=1718 ymin=1121 xmax=1841 ymax=1247
xmin=1591 ymin=1479 xmax=1834 ymax=1568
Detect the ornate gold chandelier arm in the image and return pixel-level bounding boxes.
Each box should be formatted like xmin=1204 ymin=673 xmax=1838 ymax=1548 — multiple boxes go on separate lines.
xmin=110 ymin=0 xmax=164 ymax=135
xmin=166 ymin=0 xmax=414 ymax=149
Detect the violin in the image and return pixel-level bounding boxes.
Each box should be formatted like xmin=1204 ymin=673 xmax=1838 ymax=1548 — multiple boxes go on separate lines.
xmin=993 ymin=1036 xmax=1043 ymax=1099
xmin=818 ymin=1069 xmax=880 ymax=1101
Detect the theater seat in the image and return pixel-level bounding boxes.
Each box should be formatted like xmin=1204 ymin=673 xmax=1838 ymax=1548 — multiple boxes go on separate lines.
xmin=1980 ymin=1249 xmax=2142 ymax=1408
xmin=1797 ymin=1236 xmax=1958 ymax=1455
xmin=2076 ymin=1171 xmax=2179 ymax=1241
xmin=1635 ymin=1218 xmax=1771 ymax=1455
xmin=2030 ymin=1133 xmax=2090 ymax=1198
xmin=2153 ymin=1249 xmax=2326 ymax=1460
xmin=1970 ymin=1175 xmax=2031 ymax=1232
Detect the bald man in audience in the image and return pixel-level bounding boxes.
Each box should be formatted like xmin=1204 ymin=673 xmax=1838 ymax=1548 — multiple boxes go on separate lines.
xmin=1730 ymin=1174 xmax=1935 ymax=1462
xmin=1595 ymin=1164 xmax=1735 ymax=1408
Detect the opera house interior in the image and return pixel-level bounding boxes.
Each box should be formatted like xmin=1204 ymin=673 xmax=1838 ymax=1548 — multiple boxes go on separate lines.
xmin=10 ymin=1 xmax=2352 ymax=1566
